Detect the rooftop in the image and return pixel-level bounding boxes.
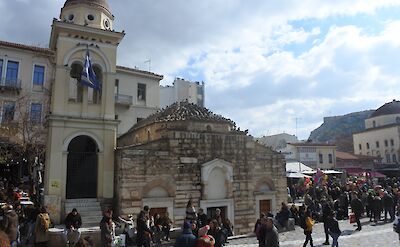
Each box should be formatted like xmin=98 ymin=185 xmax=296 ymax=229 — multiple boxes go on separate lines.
xmin=370 ymin=100 xmax=400 ymax=118
xmin=0 ymin=40 xmax=54 ymax=56
xmin=127 ymin=101 xmax=236 ymax=132
xmin=288 ymin=142 xmax=336 ymax=147
xmin=116 ymin=65 xmax=163 ymax=79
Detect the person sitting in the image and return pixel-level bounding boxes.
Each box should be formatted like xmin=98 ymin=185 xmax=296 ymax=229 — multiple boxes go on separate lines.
xmin=64 ymin=208 xmax=82 ymax=245
xmin=275 ymin=202 xmax=290 ymax=229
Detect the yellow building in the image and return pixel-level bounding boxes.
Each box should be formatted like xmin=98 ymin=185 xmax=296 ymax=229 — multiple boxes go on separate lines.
xmin=0 ymin=0 xmax=163 ymax=224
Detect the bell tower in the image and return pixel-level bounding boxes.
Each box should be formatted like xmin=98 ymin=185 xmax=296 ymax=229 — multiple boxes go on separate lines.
xmin=44 ymin=0 xmax=124 ymax=224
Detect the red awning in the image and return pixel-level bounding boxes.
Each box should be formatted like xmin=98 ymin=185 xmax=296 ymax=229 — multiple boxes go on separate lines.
xmin=370 ymin=172 xmax=386 ymax=178
xmin=344 ymin=168 xmax=365 ymax=176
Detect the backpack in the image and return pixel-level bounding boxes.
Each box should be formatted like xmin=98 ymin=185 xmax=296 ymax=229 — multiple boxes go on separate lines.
xmin=300 ymin=216 xmax=307 ymax=229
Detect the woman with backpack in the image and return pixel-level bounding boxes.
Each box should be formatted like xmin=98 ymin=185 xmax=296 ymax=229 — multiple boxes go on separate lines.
xmin=34 ymin=206 xmax=51 ymax=247
xmin=302 ymin=208 xmax=315 ymax=247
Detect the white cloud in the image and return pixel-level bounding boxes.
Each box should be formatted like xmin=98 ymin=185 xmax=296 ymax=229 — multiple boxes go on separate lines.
xmin=2 ymin=0 xmax=400 ymax=139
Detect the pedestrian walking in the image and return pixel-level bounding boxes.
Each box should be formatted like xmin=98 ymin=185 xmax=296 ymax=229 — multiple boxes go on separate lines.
xmin=264 ymin=217 xmax=279 ymax=247
xmin=350 ymin=192 xmax=363 ymax=231
xmin=322 ymin=200 xmax=332 ymax=245
xmin=34 ymin=207 xmax=51 ymax=247
xmin=174 ymin=221 xmax=197 ymax=247
xmin=136 ymin=210 xmax=152 ymax=247
xmin=327 ymin=211 xmax=341 ymax=247
xmin=302 ymin=209 xmax=314 ymax=247
xmin=383 ymin=191 xmax=395 ymax=222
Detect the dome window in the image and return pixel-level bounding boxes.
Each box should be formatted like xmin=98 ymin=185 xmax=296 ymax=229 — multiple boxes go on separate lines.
xmin=68 ymin=14 xmax=75 ymax=21
xmin=87 ymin=14 xmax=95 ymax=21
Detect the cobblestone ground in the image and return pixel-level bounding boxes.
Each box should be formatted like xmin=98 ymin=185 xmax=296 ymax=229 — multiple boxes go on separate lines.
xmin=227 ymin=218 xmax=398 ymax=247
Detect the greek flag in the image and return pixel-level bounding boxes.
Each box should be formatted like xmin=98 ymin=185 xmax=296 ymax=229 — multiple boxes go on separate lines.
xmin=80 ymin=49 xmax=101 ymax=91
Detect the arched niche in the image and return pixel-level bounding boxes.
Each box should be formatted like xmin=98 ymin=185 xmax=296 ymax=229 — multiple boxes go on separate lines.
xmin=201 ymin=159 xmax=233 ymax=200
xmin=141 ymin=179 xmax=175 ymax=219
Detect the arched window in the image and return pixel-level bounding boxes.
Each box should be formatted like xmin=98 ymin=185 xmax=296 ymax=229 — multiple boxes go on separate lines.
xmin=88 ymin=65 xmax=102 ymax=104
xmin=69 ymin=62 xmax=84 ymax=102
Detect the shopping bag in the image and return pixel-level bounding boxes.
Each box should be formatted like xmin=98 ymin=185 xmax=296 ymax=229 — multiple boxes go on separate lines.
xmin=349 ymin=213 xmax=356 ymax=224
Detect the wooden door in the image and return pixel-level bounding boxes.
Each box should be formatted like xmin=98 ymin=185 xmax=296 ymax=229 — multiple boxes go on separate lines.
xmin=149 ymin=207 xmax=167 ymax=218
xmin=259 ymin=200 xmax=271 ymax=216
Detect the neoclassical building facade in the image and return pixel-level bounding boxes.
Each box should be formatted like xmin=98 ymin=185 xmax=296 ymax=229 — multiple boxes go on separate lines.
xmin=116 ymin=102 xmax=287 ymax=234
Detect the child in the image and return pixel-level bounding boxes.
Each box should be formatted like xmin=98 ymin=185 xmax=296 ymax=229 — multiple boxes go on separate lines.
xmin=303 ymin=208 xmax=315 ymax=247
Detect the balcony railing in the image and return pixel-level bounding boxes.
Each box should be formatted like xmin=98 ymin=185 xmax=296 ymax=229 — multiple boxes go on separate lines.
xmin=0 ymin=78 xmax=22 ymax=91
xmin=115 ymin=93 xmax=133 ymax=106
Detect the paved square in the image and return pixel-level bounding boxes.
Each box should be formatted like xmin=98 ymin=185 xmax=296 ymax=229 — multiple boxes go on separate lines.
xmin=227 ymin=218 xmax=398 ymax=247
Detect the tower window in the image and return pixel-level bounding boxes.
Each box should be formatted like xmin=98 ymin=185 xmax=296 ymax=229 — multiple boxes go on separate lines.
xmin=319 ymin=153 xmax=323 ymax=164
xmin=366 ymin=143 xmax=370 ymax=149
xmin=69 ymin=63 xmax=83 ymax=103
xmin=138 ymin=83 xmax=146 ymax=101
xmin=87 ymin=14 xmax=95 ymax=21
xmin=391 ymin=139 xmax=394 ymax=146
xmin=385 ymin=140 xmax=388 ymax=147
xmin=376 ymin=141 xmax=379 ymax=148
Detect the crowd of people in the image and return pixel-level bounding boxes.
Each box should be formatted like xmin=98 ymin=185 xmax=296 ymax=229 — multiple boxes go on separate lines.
xmin=272 ymin=176 xmax=400 ymax=247
xmin=172 ymin=199 xmax=233 ymax=247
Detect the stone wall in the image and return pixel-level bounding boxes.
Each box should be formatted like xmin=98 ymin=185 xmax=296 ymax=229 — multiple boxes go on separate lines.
xmin=115 ymin=128 xmax=287 ymax=235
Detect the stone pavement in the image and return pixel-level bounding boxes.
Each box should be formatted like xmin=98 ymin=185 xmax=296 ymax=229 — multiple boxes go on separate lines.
xmin=226 ymin=218 xmax=399 ymax=247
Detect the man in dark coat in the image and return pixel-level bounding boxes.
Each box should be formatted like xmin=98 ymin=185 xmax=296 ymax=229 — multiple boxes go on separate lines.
xmin=322 ymin=201 xmax=332 ymax=245
xmin=136 ymin=210 xmax=152 ymax=247
xmin=351 ymin=192 xmax=363 ymax=231
xmin=383 ymin=192 xmax=394 ymax=222
xmin=197 ymin=208 xmax=208 ymax=228
xmin=64 ymin=208 xmax=82 ymax=245
xmin=174 ymin=221 xmax=196 ymax=247
xmin=264 ymin=217 xmax=279 ymax=247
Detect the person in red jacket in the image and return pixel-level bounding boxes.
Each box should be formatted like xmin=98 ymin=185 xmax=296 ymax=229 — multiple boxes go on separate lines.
xmin=196 ymin=225 xmax=215 ymax=247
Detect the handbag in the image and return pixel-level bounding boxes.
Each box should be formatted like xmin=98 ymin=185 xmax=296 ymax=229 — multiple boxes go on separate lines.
xmin=349 ymin=213 xmax=356 ymax=224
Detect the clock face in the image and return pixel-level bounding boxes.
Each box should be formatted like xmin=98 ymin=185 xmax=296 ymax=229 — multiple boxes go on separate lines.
xmin=103 ymin=18 xmax=111 ymax=30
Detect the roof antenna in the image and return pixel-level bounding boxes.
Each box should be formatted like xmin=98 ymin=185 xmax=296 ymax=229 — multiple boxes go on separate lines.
xmin=144 ymin=59 xmax=151 ymax=72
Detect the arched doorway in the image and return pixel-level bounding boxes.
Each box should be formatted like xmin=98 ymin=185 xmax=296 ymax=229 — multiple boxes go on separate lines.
xmin=66 ymin=135 xmax=98 ymax=199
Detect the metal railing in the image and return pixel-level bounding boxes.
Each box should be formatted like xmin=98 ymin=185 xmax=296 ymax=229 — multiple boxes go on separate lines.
xmin=0 ymin=77 xmax=22 ymax=90
xmin=115 ymin=93 xmax=133 ymax=106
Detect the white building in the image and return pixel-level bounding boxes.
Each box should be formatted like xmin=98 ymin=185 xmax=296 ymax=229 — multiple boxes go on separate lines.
xmin=286 ymin=143 xmax=337 ymax=169
xmin=353 ymin=100 xmax=400 ymax=172
xmin=160 ymin=78 xmax=204 ymax=108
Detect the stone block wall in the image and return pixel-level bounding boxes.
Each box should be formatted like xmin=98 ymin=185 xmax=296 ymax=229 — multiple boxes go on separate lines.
xmin=115 ymin=128 xmax=287 ymax=235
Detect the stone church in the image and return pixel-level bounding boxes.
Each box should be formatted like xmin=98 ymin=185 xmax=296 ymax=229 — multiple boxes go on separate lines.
xmin=116 ymin=101 xmax=287 ymax=234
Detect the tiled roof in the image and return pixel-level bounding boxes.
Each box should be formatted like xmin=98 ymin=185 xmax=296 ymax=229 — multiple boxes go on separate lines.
xmin=128 ymin=101 xmax=235 ymax=132
xmin=336 ymin=151 xmax=377 ymax=160
xmin=0 ymin=40 xmax=54 ymax=56
xmin=288 ymin=142 xmax=336 ymax=147
xmin=370 ymin=100 xmax=400 ymax=118
xmin=116 ymin=65 xmax=163 ymax=79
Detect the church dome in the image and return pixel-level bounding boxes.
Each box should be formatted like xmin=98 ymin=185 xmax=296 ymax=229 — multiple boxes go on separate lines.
xmin=129 ymin=101 xmax=236 ymax=131
xmin=370 ymin=100 xmax=400 ymax=118
xmin=63 ymin=0 xmax=111 ymax=15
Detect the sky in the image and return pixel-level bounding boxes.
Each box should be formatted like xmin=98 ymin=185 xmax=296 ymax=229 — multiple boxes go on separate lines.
xmin=1 ymin=0 xmax=400 ymax=140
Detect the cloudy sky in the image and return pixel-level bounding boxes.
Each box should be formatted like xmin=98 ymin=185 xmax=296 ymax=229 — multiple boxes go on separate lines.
xmin=1 ymin=0 xmax=400 ymax=139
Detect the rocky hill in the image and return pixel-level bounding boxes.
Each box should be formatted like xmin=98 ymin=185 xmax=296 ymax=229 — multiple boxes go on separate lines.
xmin=308 ymin=110 xmax=374 ymax=152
